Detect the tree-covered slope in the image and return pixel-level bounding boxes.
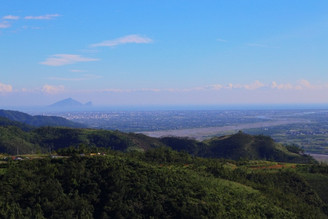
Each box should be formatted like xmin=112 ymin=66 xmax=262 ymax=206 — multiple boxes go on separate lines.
xmin=0 ymin=116 xmax=33 ymax=131
xmin=0 ymin=126 xmax=40 ymax=154
xmin=0 ymin=109 xmax=85 ymax=128
xmin=0 ymin=113 xmax=317 ymax=164
xmin=0 ymin=125 xmax=167 ymax=155
xmin=0 ymin=121 xmax=317 ymax=164
xmin=160 ymin=132 xmax=316 ymax=163
xmin=0 ymin=149 xmax=327 ymax=218
xmin=205 ymin=131 xmax=316 ymax=163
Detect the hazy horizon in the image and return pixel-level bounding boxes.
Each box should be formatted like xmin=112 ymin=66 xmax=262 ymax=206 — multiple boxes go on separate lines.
xmin=1 ymin=1 xmax=328 ymax=106
xmin=3 ymin=99 xmax=328 ymax=113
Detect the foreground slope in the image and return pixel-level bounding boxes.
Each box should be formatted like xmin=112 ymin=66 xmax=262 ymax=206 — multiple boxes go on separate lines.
xmin=0 ymin=149 xmax=327 ymax=218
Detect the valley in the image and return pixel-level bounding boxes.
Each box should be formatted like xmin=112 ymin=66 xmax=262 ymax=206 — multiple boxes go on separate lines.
xmin=42 ymin=108 xmax=328 ymax=155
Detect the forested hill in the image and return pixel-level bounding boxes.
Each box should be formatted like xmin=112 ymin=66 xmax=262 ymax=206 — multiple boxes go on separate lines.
xmin=0 ymin=116 xmax=327 ymax=218
xmin=160 ymin=131 xmax=316 ymax=163
xmin=0 ymin=116 xmax=33 ymax=131
xmin=0 ymin=109 xmax=84 ymax=128
xmin=0 ymin=117 xmax=316 ymax=163
xmin=0 ymin=149 xmax=327 ymax=218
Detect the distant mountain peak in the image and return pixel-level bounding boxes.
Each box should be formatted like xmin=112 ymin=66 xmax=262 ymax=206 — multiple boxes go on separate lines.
xmin=85 ymin=101 xmax=93 ymax=106
xmin=50 ymin=98 xmax=92 ymax=108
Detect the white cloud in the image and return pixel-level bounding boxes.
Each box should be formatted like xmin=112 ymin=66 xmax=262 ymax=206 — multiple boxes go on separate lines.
xmin=3 ymin=15 xmax=20 ymax=20
xmin=49 ymin=74 xmax=102 ymax=81
xmin=101 ymin=81 xmax=266 ymax=93
xmin=40 ymin=54 xmax=98 ymax=66
xmin=244 ymin=80 xmax=265 ymax=90
xmin=24 ymin=14 xmax=60 ymax=20
xmin=271 ymin=80 xmax=322 ymax=90
xmin=296 ymin=79 xmax=322 ymax=89
xmin=20 ymin=88 xmax=35 ymax=93
xmin=224 ymin=81 xmax=265 ymax=90
xmin=102 ymin=88 xmax=161 ymax=93
xmin=0 ymin=82 xmax=13 ymax=93
xmin=209 ymin=84 xmax=223 ymax=90
xmin=100 ymin=80 xmax=328 ymax=95
xmin=102 ymin=88 xmax=129 ymax=93
xmin=42 ymin=84 xmax=64 ymax=94
xmin=100 ymin=81 xmax=265 ymax=94
xmin=91 ymin=34 xmax=153 ymax=47
xmin=0 ymin=21 xmax=10 ymax=29
xmin=271 ymin=81 xmax=290 ymax=90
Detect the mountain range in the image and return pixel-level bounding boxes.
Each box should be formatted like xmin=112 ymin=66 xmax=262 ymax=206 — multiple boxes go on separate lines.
xmin=0 ymin=110 xmax=316 ymax=164
xmin=0 ymin=109 xmax=85 ymax=128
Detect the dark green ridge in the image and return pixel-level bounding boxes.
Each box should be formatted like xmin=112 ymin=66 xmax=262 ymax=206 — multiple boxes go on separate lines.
xmin=0 ymin=109 xmax=85 ymax=128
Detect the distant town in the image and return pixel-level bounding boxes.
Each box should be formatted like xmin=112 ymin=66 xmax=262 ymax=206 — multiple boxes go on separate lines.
xmin=38 ymin=109 xmax=328 ymax=155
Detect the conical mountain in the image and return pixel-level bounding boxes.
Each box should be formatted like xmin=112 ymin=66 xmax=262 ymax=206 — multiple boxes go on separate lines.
xmin=50 ymin=98 xmax=85 ymax=108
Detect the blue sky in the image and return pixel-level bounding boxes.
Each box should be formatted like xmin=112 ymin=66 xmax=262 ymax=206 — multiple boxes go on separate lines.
xmin=1 ymin=0 xmax=328 ymax=106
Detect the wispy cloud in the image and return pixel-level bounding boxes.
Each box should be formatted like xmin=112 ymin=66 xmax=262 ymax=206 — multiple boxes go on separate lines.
xmin=226 ymin=80 xmax=265 ymax=90
xmin=49 ymin=74 xmax=102 ymax=81
xmin=247 ymin=43 xmax=279 ymax=49
xmin=0 ymin=21 xmax=11 ymax=29
xmin=216 ymin=38 xmax=227 ymax=42
xmin=70 ymin=69 xmax=86 ymax=73
xmin=42 ymin=84 xmax=64 ymax=94
xmin=207 ymin=84 xmax=223 ymax=90
xmin=271 ymin=79 xmax=326 ymax=90
xmin=3 ymin=15 xmax=20 ymax=20
xmin=24 ymin=14 xmax=60 ymax=20
xmin=101 ymin=81 xmax=265 ymax=93
xmin=100 ymin=80 xmax=328 ymax=94
xmin=247 ymin=43 xmax=269 ymax=48
xmin=40 ymin=54 xmax=98 ymax=66
xmin=102 ymin=88 xmax=161 ymax=93
xmin=22 ymin=25 xmax=41 ymax=30
xmin=271 ymin=81 xmax=293 ymax=90
xmin=1 ymin=14 xmax=60 ymax=30
xmin=0 ymin=82 xmax=13 ymax=93
xmin=91 ymin=34 xmax=153 ymax=47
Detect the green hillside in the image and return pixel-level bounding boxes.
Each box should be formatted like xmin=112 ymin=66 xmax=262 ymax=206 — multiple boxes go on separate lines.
xmin=0 ymin=109 xmax=84 ymax=128
xmin=0 ymin=115 xmax=327 ymax=218
xmin=0 ymin=117 xmax=316 ymax=164
xmin=0 ymin=116 xmax=33 ymax=131
xmin=205 ymin=131 xmax=315 ymax=163
xmin=0 ymin=126 xmax=40 ymax=154
xmin=160 ymin=131 xmax=316 ymax=164
xmin=0 ymin=149 xmax=327 ymax=218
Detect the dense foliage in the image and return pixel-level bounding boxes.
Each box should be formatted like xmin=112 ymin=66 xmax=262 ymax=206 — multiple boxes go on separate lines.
xmin=160 ymin=132 xmax=316 ymax=163
xmin=0 ymin=120 xmax=317 ymax=164
xmin=0 ymin=113 xmax=325 ymax=217
xmin=0 ymin=117 xmax=33 ymax=131
xmin=0 ymin=148 xmax=327 ymax=218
